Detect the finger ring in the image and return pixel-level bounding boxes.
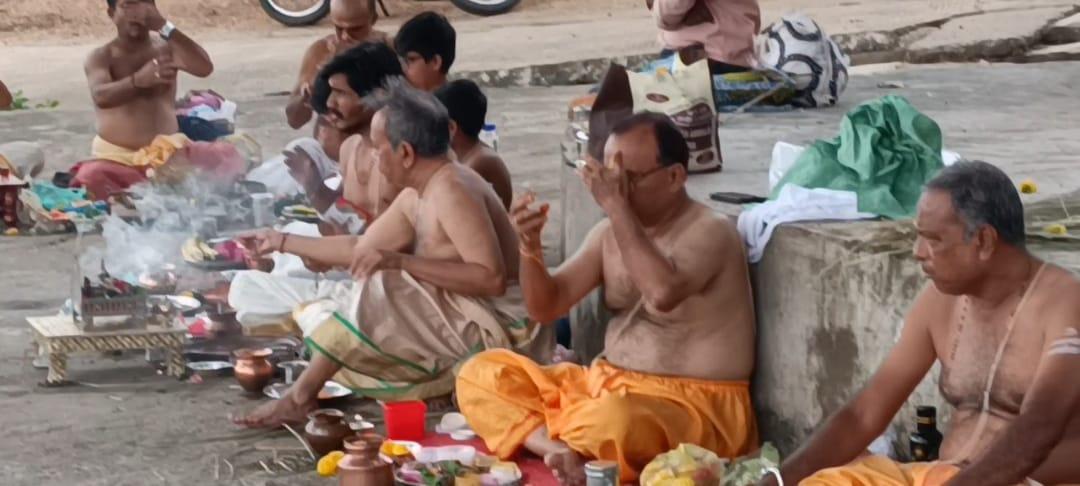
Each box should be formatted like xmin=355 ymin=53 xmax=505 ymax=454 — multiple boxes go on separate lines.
xmin=153 ymin=59 xmax=159 ymax=66
xmin=154 ymin=71 xmax=161 ymax=79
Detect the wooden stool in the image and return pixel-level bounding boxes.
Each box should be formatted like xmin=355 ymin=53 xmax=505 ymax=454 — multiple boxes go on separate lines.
xmin=27 ymin=315 xmax=187 ymax=385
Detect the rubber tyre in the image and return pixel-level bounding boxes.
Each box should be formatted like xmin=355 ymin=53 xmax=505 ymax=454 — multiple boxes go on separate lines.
xmin=259 ymin=0 xmax=331 ymax=27
xmin=450 ymin=0 xmax=522 ymax=16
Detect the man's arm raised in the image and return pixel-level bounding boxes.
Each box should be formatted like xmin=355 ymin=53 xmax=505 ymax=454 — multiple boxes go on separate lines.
xmin=763 ymin=286 xmax=941 ymax=485
xmin=286 ymin=40 xmax=327 ymax=129
xmin=945 ymin=292 xmax=1080 ymax=486
xmin=513 ymin=192 xmax=605 ymax=323
xmin=580 ymin=156 xmax=714 ymax=313
xmin=145 ymin=7 xmax=213 ymax=78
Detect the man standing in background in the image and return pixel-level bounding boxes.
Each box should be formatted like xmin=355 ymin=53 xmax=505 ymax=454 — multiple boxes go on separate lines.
xmin=285 ymin=0 xmax=389 ymax=131
xmin=648 ymin=0 xmax=760 ymax=74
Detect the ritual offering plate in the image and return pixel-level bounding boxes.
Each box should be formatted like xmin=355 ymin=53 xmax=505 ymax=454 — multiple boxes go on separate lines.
xmin=164 ymin=295 xmax=202 ymax=313
xmin=393 ymin=458 xmax=522 ymax=486
xmin=263 ymin=380 xmax=353 ymax=401
xmin=182 ymin=237 xmax=247 ymax=270
xmin=281 ymin=204 xmax=320 ymax=223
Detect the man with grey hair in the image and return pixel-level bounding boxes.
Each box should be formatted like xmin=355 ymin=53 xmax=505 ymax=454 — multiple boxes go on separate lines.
xmin=234 ymin=79 xmax=551 ymax=427
xmin=761 ymin=160 xmax=1080 ymax=486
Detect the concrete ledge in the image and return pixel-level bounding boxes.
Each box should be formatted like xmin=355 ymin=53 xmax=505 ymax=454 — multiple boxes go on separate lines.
xmin=454 ymin=54 xmax=658 ymax=88
xmin=448 ymin=6 xmax=1080 ymax=88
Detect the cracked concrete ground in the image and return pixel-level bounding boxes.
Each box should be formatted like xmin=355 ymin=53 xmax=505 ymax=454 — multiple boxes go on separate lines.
xmin=2 ymin=61 xmax=1079 ymax=484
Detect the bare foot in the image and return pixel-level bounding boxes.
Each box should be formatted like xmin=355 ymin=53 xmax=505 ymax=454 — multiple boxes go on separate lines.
xmin=544 ymin=449 xmax=587 ymax=486
xmin=232 ymin=395 xmax=317 ymax=428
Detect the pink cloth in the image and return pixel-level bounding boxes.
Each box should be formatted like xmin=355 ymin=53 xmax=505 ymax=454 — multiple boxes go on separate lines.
xmin=70 ymin=160 xmax=148 ymax=201
xmin=185 ymin=141 xmax=246 ymax=181
xmin=653 ymin=0 xmax=761 ymax=68
xmin=70 ymin=141 xmax=244 ymax=201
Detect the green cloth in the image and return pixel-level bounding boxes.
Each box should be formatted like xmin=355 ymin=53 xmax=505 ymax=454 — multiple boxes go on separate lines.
xmin=770 ymin=95 xmax=944 ymax=219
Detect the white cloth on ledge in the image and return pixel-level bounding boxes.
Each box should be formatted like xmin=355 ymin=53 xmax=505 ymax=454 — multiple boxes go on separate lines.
xmin=737 ymin=184 xmax=875 ymax=263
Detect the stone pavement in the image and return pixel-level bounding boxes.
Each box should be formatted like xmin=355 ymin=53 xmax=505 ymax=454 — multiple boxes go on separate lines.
xmin=1 ymin=62 xmax=1079 ymax=484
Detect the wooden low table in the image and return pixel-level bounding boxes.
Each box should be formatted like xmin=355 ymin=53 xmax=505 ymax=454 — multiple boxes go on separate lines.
xmin=27 ymin=315 xmax=187 ymax=385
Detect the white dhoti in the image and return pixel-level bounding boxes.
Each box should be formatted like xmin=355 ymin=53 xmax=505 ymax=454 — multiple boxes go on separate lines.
xmin=228 ymin=221 xmax=351 ymax=329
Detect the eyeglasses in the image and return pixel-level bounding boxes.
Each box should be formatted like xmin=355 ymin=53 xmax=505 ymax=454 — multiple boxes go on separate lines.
xmin=625 ymin=165 xmax=669 ymax=187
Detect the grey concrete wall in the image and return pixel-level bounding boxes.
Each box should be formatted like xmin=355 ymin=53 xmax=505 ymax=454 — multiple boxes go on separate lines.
xmin=750 ymin=221 xmax=948 ymax=454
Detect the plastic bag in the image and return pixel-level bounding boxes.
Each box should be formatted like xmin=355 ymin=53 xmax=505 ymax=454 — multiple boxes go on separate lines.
xmin=628 ymin=58 xmax=721 ymax=173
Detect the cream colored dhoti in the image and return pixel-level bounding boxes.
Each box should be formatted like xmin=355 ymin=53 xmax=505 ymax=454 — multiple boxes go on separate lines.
xmin=91 ymin=133 xmax=191 ymax=169
xmin=296 ymin=270 xmax=553 ymax=401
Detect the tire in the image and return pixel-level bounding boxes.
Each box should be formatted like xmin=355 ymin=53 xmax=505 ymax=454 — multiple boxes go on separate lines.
xmin=260 ymin=0 xmax=331 ymax=27
xmin=450 ymin=0 xmax=522 ymax=16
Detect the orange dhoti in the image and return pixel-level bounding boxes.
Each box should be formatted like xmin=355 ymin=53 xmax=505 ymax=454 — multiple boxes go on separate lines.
xmin=800 ymin=456 xmax=959 ymax=486
xmin=456 ymin=349 xmax=758 ymax=482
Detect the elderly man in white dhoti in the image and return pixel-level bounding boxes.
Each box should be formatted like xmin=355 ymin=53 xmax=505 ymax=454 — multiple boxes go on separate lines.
xmin=233 ymin=79 xmax=551 ymax=427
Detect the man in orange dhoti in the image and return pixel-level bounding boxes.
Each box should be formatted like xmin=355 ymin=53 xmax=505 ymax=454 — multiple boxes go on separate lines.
xmin=760 ymin=161 xmax=1080 ymax=486
xmin=457 ymin=112 xmax=759 ymax=484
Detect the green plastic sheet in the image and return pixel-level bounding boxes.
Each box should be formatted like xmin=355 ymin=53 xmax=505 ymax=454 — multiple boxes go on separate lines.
xmin=770 ymin=95 xmax=945 ymax=219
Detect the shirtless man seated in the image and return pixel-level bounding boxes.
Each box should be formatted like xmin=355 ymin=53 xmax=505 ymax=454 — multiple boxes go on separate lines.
xmin=285 ymin=0 xmax=388 ymax=131
xmin=435 ymin=79 xmax=512 ymax=209
xmin=76 ymin=0 xmax=213 ymax=198
xmin=762 ymin=161 xmax=1080 ymax=486
xmin=230 ymin=42 xmax=403 ymax=329
xmin=233 ymin=79 xmax=551 ymax=426
xmin=457 ymin=112 xmax=759 ymax=484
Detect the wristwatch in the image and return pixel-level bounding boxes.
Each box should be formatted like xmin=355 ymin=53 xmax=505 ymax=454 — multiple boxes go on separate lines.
xmin=159 ymin=21 xmax=176 ymax=40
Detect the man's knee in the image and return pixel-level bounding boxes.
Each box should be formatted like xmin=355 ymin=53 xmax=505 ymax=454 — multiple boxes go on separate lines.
xmin=573 ymin=393 xmax=639 ymax=435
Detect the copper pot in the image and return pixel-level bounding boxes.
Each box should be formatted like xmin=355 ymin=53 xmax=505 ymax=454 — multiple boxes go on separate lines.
xmin=338 ymin=433 xmax=393 ymax=486
xmin=303 ymin=409 xmax=353 ymax=456
xmin=233 ymin=347 xmax=274 ymax=393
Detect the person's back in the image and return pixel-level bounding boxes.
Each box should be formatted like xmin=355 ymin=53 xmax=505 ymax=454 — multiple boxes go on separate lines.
xmin=601 ymin=202 xmax=754 ymax=381
xmin=407 ymin=162 xmax=519 ymax=281
xmin=434 ymin=79 xmax=513 ymax=209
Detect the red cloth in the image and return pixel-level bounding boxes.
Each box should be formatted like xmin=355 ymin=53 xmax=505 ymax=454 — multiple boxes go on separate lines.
xmin=185 ymin=141 xmax=246 ymax=181
xmin=69 ymin=141 xmax=245 ymax=200
xmin=69 ymin=160 xmax=148 ymax=201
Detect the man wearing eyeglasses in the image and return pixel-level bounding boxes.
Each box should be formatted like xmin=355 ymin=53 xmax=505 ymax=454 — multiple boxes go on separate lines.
xmin=456 ymin=111 xmax=758 ymax=485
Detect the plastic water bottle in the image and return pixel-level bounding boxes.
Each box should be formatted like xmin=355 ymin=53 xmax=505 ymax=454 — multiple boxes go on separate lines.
xmin=479 ymin=123 xmax=499 ymax=152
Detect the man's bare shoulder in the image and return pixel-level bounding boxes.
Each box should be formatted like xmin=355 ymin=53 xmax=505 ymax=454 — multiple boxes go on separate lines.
xmin=468 ymin=151 xmax=507 ymax=173
xmin=368 ymin=30 xmax=391 ymax=45
xmin=1036 ymin=264 xmax=1080 ymax=320
xmin=674 ymin=202 xmax=740 ymax=249
xmin=908 ymin=282 xmax=956 ymax=332
xmin=85 ymin=43 xmax=113 ymax=69
xmin=432 ymin=164 xmax=490 ymax=205
xmin=306 ymin=36 xmax=333 ymax=59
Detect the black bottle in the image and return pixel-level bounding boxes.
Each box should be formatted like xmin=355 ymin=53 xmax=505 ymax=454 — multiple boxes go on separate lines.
xmin=909 ymin=406 xmax=944 ymax=462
